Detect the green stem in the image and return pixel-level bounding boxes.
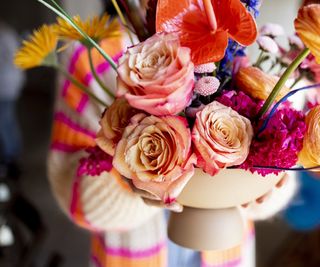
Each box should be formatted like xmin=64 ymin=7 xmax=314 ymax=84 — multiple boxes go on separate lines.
xmin=290 ymin=73 xmax=304 ymax=89
xmin=88 ymin=48 xmax=115 ymax=98
xmin=57 ymin=66 xmax=108 ymax=107
xmin=267 ymin=60 xmax=278 ymax=73
xmin=110 ymin=0 xmax=135 ymax=45
xmin=215 ymin=61 xmax=221 ymax=74
xmin=257 ymin=48 xmax=310 ymax=119
xmin=253 ymin=50 xmax=264 ymax=67
xmin=219 ymin=76 xmax=231 ymax=91
xmin=38 ymin=0 xmax=118 ymax=70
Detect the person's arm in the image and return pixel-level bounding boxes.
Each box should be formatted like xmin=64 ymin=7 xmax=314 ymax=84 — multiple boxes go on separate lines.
xmin=48 ymin=40 xmax=160 ymax=232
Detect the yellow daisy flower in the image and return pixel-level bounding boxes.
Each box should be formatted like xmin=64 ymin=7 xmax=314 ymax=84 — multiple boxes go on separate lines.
xmin=14 ymin=25 xmax=58 ymax=70
xmin=55 ymin=13 xmax=121 ymax=43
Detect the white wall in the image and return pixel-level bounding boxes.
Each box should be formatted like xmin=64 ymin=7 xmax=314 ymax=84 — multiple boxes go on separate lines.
xmin=258 ymin=0 xmax=300 ymax=33
xmin=247 ymin=0 xmax=301 ymax=57
xmin=62 ymin=0 xmax=102 ymax=17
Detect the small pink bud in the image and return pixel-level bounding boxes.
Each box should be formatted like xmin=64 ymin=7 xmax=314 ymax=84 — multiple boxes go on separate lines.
xmin=194 ymin=76 xmax=220 ymax=96
xmin=194 ymin=63 xmax=216 ymax=73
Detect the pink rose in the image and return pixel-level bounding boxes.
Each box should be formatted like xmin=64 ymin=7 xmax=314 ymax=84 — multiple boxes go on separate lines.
xmin=192 ymin=101 xmax=253 ymax=175
xmin=113 ymin=113 xmax=196 ymax=203
xmin=116 ymin=33 xmax=195 ymax=116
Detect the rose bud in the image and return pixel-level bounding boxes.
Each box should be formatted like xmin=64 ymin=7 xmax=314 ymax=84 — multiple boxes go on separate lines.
xmin=235 ymin=67 xmax=290 ymax=101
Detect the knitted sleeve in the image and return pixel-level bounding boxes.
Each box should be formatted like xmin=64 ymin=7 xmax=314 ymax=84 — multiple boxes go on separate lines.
xmin=47 ymin=37 xmax=160 ymax=232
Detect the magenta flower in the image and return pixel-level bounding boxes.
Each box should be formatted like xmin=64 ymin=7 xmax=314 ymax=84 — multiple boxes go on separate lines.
xmin=240 ymin=107 xmax=306 ymax=176
xmin=216 ymin=90 xmax=263 ymax=120
xmin=215 ymin=91 xmax=306 ymax=175
xmin=77 ymin=146 xmax=113 ymax=177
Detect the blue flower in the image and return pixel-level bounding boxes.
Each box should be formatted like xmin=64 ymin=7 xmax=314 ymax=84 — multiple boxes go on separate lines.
xmin=217 ymin=40 xmax=245 ymax=81
xmin=241 ymin=0 xmax=260 ymax=17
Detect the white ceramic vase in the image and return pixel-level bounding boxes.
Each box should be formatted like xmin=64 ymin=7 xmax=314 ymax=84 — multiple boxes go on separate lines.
xmin=167 ymin=168 xmax=284 ymax=250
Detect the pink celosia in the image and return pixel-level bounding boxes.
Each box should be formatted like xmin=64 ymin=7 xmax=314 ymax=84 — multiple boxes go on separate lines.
xmin=194 ymin=63 xmax=216 ymax=74
xmin=194 ymin=76 xmax=220 ymax=96
xmin=216 ymin=90 xmax=263 ymax=120
xmin=240 ymin=108 xmax=306 ymax=176
xmin=77 ymin=146 xmax=113 ymax=177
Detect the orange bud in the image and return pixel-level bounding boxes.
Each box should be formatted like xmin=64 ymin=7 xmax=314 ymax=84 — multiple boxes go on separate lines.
xmin=295 ymin=5 xmax=320 ymax=64
xmin=235 ymin=67 xmax=290 ymax=101
xmin=299 ymin=105 xmax=320 ymax=169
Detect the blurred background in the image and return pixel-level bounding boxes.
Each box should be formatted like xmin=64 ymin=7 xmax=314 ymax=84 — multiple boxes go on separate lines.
xmin=0 ymin=0 xmax=319 ymax=266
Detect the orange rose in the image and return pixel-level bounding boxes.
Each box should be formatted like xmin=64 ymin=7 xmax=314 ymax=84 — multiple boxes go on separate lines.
xmin=192 ymin=101 xmax=253 ymax=175
xmin=96 ymin=98 xmax=140 ymax=156
xmin=113 ymin=114 xmax=196 ymax=202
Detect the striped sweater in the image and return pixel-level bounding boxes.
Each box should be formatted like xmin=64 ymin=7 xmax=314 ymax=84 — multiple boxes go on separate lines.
xmin=47 ymin=33 xmax=257 ymax=267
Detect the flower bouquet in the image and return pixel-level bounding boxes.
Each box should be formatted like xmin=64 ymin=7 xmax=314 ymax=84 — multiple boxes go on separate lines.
xmin=15 ymin=0 xmax=320 ymax=250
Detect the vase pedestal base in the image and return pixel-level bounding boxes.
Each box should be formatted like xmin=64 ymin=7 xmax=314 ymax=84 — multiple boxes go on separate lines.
xmin=168 ymin=206 xmax=244 ymax=251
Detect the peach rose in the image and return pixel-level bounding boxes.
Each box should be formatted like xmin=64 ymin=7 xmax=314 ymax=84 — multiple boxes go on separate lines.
xmin=299 ymin=105 xmax=320 ymax=168
xmin=116 ymin=33 xmax=194 ymax=116
xmin=96 ymin=98 xmax=140 ymax=156
xmin=192 ymin=101 xmax=253 ymax=175
xmin=113 ymin=113 xmax=196 ymax=203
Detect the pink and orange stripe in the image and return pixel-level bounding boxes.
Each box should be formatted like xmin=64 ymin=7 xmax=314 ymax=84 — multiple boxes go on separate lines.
xmin=91 ymin=234 xmax=167 ymax=267
xmin=62 ymin=37 xmax=123 ymax=113
xmin=51 ymin=112 xmax=96 ymax=153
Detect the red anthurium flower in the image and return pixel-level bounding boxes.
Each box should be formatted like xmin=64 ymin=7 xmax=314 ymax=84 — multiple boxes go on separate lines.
xmin=156 ymin=0 xmax=258 ymax=65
